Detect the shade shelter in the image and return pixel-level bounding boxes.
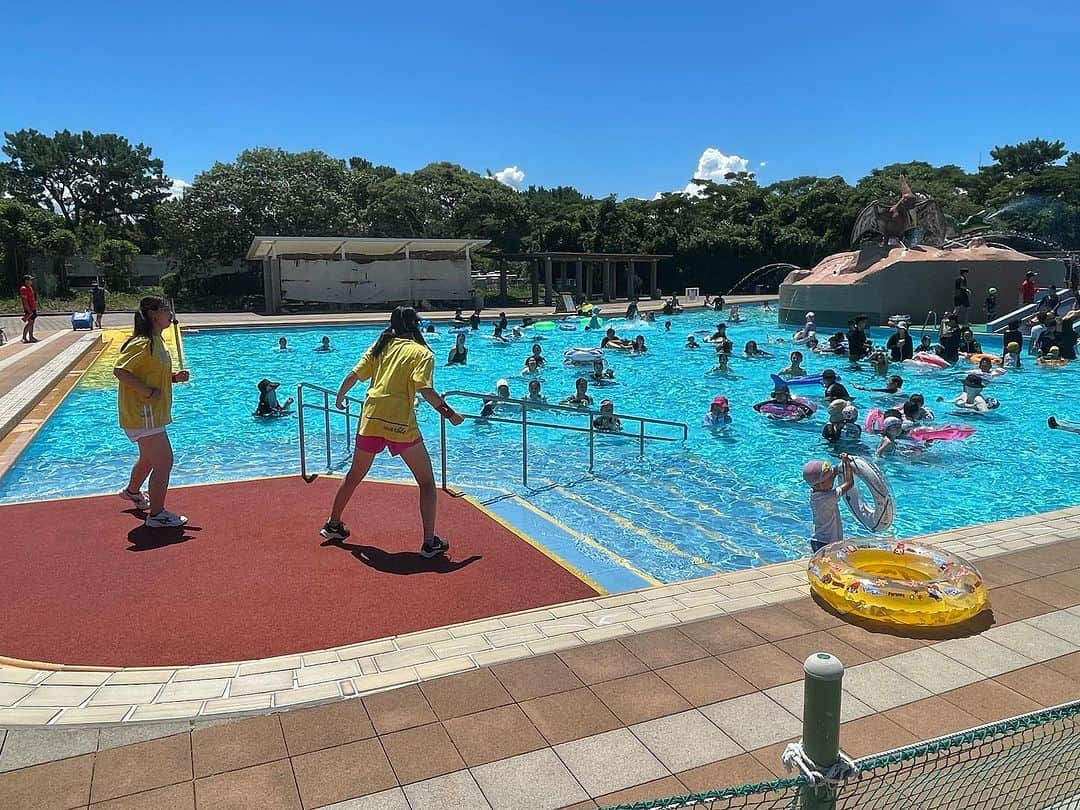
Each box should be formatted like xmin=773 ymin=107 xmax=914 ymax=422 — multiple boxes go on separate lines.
xmin=248 ymin=236 xmax=490 ymax=313
xmin=481 ymin=251 xmax=672 ymax=307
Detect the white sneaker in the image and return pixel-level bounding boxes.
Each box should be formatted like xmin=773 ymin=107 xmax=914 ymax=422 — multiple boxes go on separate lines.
xmin=119 ymin=488 xmax=150 ymax=510
xmin=145 ymin=510 xmax=188 ymax=528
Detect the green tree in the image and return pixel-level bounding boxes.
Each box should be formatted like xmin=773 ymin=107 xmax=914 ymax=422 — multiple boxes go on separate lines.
xmin=0 ymin=199 xmax=67 ymax=291
xmin=95 ymin=239 xmax=141 ymax=291
xmin=160 ymin=148 xmax=359 ymax=272
xmin=1 ymin=129 xmax=170 ymax=237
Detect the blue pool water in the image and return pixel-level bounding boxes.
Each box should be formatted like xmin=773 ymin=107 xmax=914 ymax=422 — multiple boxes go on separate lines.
xmin=2 ymin=307 xmax=1076 ymax=586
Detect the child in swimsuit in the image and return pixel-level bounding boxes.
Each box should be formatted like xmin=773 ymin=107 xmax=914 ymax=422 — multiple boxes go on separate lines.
xmin=686 ymin=335 xmax=700 ymax=349
xmin=703 ymin=395 xmax=731 ymax=427
xmin=780 ymin=351 xmax=805 ymax=377
xmin=562 ymin=378 xmax=593 ymax=407
xmin=593 ymin=399 xmax=622 ymax=431
xmin=804 ymin=455 xmax=854 ymax=551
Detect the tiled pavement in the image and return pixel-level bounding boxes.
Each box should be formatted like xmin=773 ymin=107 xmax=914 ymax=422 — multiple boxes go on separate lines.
xmin=1 ymin=538 xmax=1079 ymax=809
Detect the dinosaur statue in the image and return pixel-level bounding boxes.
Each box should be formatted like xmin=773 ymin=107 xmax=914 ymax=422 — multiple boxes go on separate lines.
xmin=851 ymin=176 xmax=947 ymax=247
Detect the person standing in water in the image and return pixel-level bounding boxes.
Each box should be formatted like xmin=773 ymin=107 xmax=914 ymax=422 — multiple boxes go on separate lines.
xmin=113 ymin=297 xmax=190 ymax=527
xmin=320 ymin=307 xmax=464 ymax=558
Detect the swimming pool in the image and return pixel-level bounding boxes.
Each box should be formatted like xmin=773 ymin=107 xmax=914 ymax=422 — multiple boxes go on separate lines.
xmin=2 ymin=307 xmax=1075 ymax=587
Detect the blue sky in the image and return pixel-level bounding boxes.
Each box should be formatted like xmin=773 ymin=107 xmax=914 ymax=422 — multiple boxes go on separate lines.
xmin=4 ymin=1 xmax=1079 ymax=199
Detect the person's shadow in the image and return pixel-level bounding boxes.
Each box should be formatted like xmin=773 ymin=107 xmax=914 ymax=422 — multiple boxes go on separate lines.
xmin=322 ymin=539 xmax=481 ymax=575
xmin=123 ymin=510 xmax=201 ymax=551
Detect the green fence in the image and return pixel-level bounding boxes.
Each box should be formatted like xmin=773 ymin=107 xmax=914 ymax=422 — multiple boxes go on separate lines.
xmin=603 ymin=699 xmax=1080 ymax=810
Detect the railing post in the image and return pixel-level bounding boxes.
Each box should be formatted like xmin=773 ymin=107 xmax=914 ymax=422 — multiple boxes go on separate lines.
xmin=588 ymin=414 xmax=595 ymax=472
xmin=440 ymin=414 xmax=448 ymax=491
xmin=638 ymin=418 xmax=645 ymax=458
xmin=521 ymin=401 xmax=528 ymax=488
xmin=297 ymin=385 xmax=307 ymax=480
xmin=323 ymin=390 xmax=332 ymax=470
xmin=800 ymin=652 xmax=845 ymax=810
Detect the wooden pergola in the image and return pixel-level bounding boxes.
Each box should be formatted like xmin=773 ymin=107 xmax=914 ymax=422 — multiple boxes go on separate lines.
xmin=480 ymin=251 xmax=673 ymax=307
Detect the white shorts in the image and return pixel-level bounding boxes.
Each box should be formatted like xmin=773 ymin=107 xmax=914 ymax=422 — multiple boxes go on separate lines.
xmin=124 ymin=426 xmax=167 ymax=443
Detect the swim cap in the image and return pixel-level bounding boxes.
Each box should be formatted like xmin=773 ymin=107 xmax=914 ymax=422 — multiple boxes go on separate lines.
xmin=806 ymin=312 xmax=816 ymax=319
xmin=842 ymin=404 xmax=858 ymax=422
xmin=600 ymin=399 xmax=614 ymax=408
xmin=897 ymin=321 xmax=908 ymax=330
xmin=496 ymin=378 xmax=509 ymax=389
xmin=989 ymin=287 xmax=997 ymax=294
xmin=802 ymin=460 xmax=832 ymax=486
xmin=827 ymin=399 xmax=847 ymax=421
xmin=712 ymin=395 xmax=729 ymax=409
xmin=1006 ymin=342 xmax=1020 ymax=352
xmin=1049 ymin=346 xmax=1061 ymax=354
xmin=883 ymin=416 xmax=903 ymax=436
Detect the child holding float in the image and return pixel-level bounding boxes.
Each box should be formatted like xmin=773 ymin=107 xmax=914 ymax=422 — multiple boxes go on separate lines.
xmin=803 ymin=455 xmax=855 ymax=552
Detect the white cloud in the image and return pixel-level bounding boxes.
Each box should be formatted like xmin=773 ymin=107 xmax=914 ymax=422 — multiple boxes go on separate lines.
xmin=493 ymin=166 xmax=525 ymax=190
xmin=654 ymin=148 xmax=751 ymax=198
xmin=759 ymin=161 xmax=768 ymax=168
xmin=168 ymin=178 xmax=191 ymax=200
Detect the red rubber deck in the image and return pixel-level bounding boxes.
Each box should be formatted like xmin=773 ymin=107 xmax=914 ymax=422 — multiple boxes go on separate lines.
xmin=0 ymin=477 xmax=596 ymax=667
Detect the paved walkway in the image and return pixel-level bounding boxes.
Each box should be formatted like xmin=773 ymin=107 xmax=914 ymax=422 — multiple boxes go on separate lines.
xmin=0 ymin=526 xmax=1078 ymax=809
xmin=0 ymin=295 xmax=773 ymax=338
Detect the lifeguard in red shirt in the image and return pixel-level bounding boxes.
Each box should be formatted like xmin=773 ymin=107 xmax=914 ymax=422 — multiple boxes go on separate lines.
xmin=19 ymin=274 xmax=38 ymax=343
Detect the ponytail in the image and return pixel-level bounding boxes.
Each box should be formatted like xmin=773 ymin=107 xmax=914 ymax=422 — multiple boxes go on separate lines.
xmin=369 ymin=306 xmax=428 ymax=358
xmin=120 ymin=296 xmax=166 ymax=354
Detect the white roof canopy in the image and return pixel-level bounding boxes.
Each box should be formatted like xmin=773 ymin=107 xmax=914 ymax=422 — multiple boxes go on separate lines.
xmin=246 ymin=236 xmax=490 ymax=260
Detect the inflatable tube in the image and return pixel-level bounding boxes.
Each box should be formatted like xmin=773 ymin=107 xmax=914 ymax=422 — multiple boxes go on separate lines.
xmin=966 ymin=353 xmax=1002 ymax=366
xmin=907 ymin=352 xmax=950 ymax=369
xmin=753 ymin=398 xmax=816 ymax=420
xmin=533 ymin=321 xmax=556 ymax=331
xmin=908 ymin=425 xmax=975 ymax=442
xmin=808 ymin=539 xmax=988 ymax=627
xmin=864 ymin=408 xmax=884 ymax=434
xmin=1038 ymin=358 xmax=1069 ymax=367
xmin=771 ymin=372 xmax=825 ymax=388
xmin=564 ymin=347 xmax=605 ymax=365
xmin=953 ymin=396 xmax=999 ymax=412
xmin=558 ymin=321 xmax=578 ymax=331
xmin=843 ymin=457 xmax=894 ymax=532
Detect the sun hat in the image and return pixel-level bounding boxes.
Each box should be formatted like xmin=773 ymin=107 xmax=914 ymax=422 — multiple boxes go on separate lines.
xmin=1048 ymin=346 xmax=1061 ymax=355
xmin=802 ymin=460 xmax=832 ymax=486
xmin=496 ymin=378 xmax=509 ymax=389
xmin=989 ymin=287 xmax=997 ymax=294
xmin=257 ymin=378 xmax=280 ymax=392
xmin=600 ymin=399 xmax=614 ymax=408
xmin=963 ymin=373 xmax=985 ymax=388
xmin=821 ymin=369 xmax=837 ymax=380
xmin=711 ymin=395 xmax=729 ymax=409
xmin=806 ymin=312 xmax=816 ymax=319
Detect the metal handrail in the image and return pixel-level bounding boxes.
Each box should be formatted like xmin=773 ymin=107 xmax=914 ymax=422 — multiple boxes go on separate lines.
xmin=296 ymin=382 xmax=366 ymax=482
xmin=439 ymin=389 xmax=688 ymax=489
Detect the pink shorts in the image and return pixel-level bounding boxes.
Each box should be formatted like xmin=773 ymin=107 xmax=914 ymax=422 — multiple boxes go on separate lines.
xmin=355 ymin=434 xmax=423 ymax=456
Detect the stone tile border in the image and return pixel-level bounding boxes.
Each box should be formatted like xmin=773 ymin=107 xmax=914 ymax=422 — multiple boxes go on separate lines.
xmin=0 ymin=333 xmax=98 ymax=442
xmin=1 ymin=507 xmax=1079 ymax=728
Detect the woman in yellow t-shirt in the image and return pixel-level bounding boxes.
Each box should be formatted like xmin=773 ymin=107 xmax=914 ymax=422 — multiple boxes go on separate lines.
xmin=113 ymin=296 xmax=190 ymax=528
xmin=321 ymin=307 xmax=464 ymax=557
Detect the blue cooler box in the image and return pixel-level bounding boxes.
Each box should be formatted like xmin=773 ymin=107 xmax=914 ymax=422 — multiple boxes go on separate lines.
xmin=71 ymin=311 xmax=94 ymax=330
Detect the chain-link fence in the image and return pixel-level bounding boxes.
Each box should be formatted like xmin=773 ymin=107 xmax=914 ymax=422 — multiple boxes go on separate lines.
xmin=603 ymin=699 xmax=1080 ymax=810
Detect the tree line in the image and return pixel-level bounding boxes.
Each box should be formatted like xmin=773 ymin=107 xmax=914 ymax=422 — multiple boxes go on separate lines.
xmin=2 ymin=128 xmax=1079 ymax=297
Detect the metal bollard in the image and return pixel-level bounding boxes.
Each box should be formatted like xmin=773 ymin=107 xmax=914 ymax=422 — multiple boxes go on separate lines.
xmin=800 ymin=652 xmax=844 ymax=810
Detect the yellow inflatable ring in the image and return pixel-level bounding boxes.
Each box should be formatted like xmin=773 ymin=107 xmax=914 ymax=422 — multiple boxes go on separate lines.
xmin=808 ymin=539 xmax=988 ymax=626
xmin=966 ymin=353 xmax=1001 ymax=366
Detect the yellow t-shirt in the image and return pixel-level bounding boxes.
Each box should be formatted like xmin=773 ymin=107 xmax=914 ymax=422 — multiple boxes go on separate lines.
xmin=115 ymin=335 xmax=173 ymax=430
xmin=354 ymin=338 xmax=435 ymax=441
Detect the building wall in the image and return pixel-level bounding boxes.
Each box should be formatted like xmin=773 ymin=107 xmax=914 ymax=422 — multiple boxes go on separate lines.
xmin=277 ymin=258 xmax=472 ymax=306
xmin=779 ymin=256 xmax=1067 ymax=328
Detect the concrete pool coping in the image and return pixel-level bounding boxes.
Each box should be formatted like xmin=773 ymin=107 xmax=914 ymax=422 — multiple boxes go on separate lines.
xmin=1 ymin=503 xmax=1078 ymax=728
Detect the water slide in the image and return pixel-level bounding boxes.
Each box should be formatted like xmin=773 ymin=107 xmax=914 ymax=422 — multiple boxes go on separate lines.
xmin=986 ymin=290 xmax=1076 ymax=333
